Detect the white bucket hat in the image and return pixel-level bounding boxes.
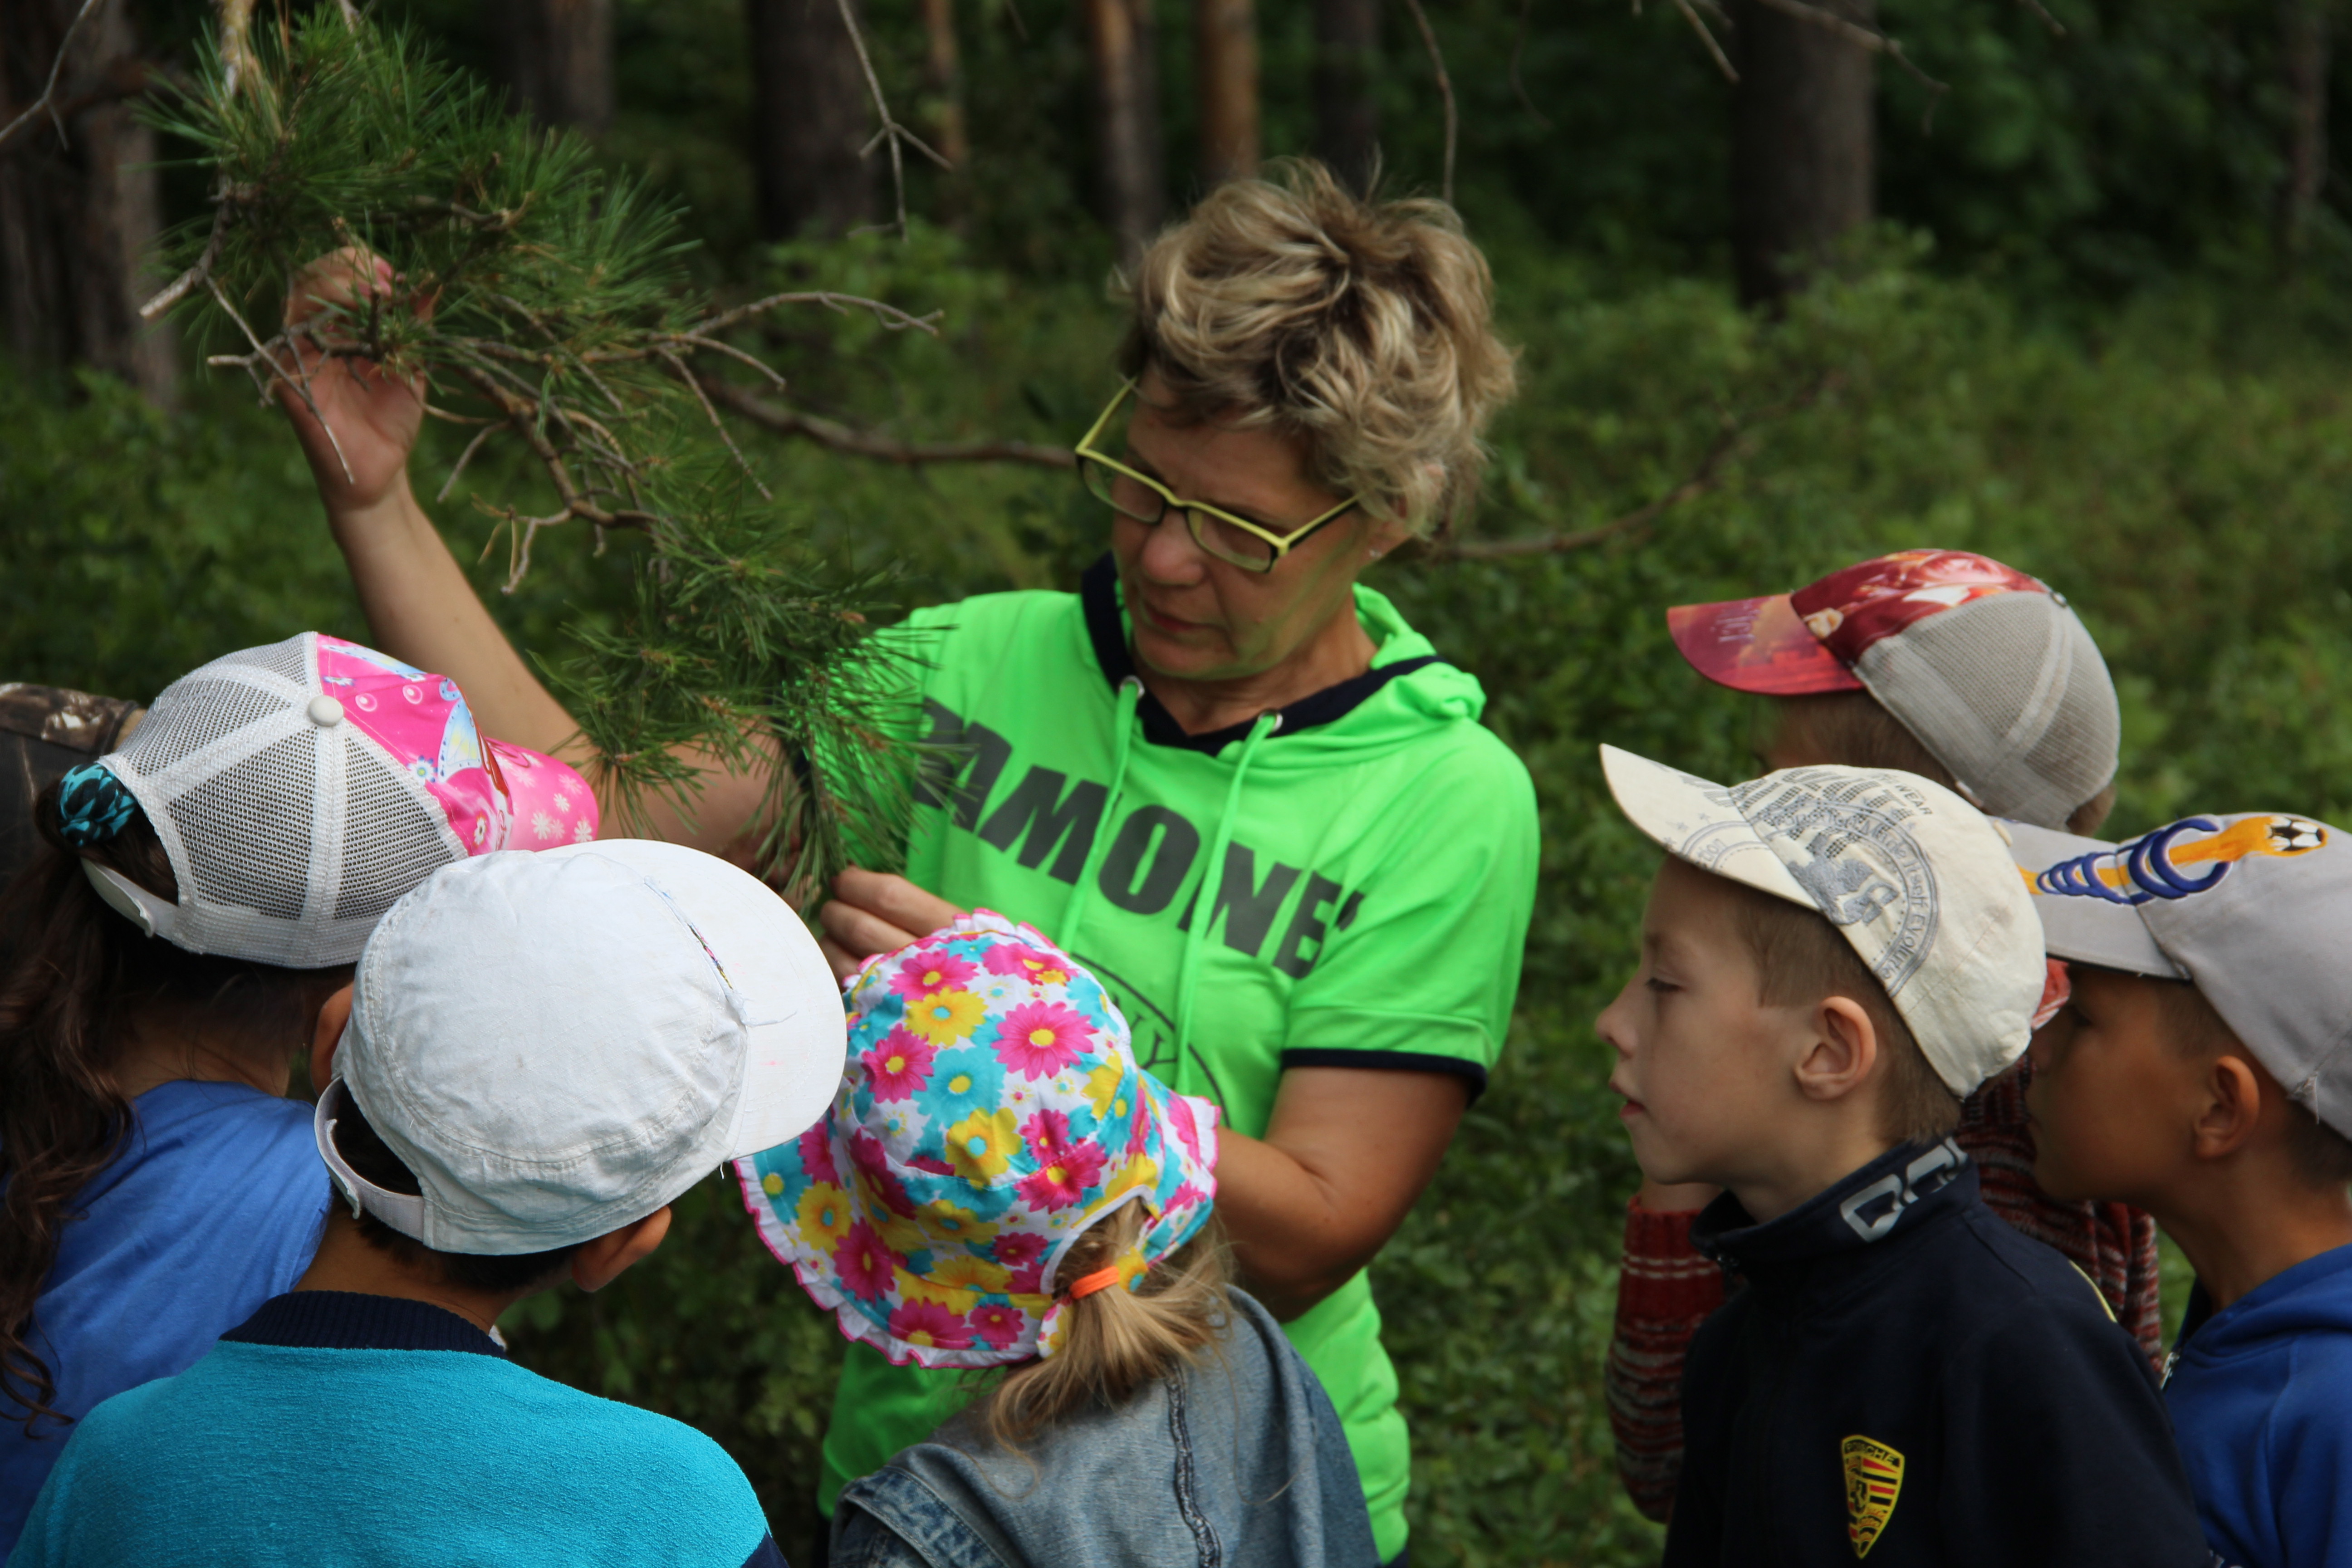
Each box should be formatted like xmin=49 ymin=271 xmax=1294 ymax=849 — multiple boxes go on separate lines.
xmin=316 ymin=839 xmax=847 ymax=1254
xmin=1601 ymin=745 xmax=2048 ymax=1096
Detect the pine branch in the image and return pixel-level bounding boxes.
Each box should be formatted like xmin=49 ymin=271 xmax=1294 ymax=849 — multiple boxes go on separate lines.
xmin=137 ymin=9 xmax=943 ymax=888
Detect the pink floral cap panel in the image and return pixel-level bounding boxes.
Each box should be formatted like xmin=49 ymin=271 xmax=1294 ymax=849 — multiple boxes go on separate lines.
xmin=735 ymin=910 xmax=1219 ymax=1370
xmin=315 ymin=635 xmax=597 ymax=854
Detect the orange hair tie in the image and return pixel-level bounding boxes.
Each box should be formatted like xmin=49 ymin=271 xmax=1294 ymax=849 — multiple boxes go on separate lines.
xmin=1063 ymin=1264 xmax=1127 ymax=1301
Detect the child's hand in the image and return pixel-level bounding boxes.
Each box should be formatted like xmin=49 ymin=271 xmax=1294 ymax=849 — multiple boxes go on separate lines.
xmin=275 ymin=246 xmax=430 ymax=516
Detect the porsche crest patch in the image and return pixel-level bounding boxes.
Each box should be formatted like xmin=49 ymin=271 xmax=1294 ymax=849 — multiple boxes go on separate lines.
xmin=1842 ymin=1435 xmax=1904 ymax=1558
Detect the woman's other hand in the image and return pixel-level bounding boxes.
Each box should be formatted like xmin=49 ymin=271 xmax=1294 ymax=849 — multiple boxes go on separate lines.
xmin=276 ymin=246 xmax=428 ymax=517
xmin=818 ymin=868 xmax=966 ymax=980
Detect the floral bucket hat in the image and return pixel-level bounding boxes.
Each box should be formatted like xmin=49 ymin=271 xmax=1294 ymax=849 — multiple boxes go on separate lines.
xmin=736 ymin=910 xmax=1219 ymax=1369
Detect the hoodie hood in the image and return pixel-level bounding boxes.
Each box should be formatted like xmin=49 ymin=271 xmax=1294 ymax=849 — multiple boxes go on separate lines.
xmin=2176 ymin=1244 xmax=2352 ymax=1365
xmin=1079 ymin=554 xmax=1488 ymax=764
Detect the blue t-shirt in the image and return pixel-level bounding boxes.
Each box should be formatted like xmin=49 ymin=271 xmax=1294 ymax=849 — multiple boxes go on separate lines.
xmin=11 ymin=1291 xmax=785 ymax=1567
xmin=0 ymin=1080 xmax=327 ymax=1557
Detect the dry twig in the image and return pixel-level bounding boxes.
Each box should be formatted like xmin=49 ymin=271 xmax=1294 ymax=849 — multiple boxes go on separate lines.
xmin=1399 ymin=0 xmax=1457 ymax=206
xmin=701 ymin=377 xmax=1077 ymax=469
xmin=1446 ymin=371 xmax=1839 ymax=560
xmin=0 ymin=0 xmax=111 ymax=155
xmin=1747 ymin=0 xmax=1950 ymax=113
xmin=1672 ymin=0 xmax=1738 ymax=82
xmin=835 ymin=0 xmax=952 ymax=237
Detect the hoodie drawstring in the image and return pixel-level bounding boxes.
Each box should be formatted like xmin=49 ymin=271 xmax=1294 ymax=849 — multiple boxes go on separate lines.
xmin=1171 ymin=710 xmax=1280 ymax=1076
xmin=1056 ymin=676 xmax=1143 ymax=952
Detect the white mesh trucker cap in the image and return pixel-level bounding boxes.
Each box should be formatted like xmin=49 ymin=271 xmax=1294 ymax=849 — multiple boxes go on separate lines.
xmin=1666 ymin=550 xmax=2121 ymax=830
xmin=89 ymin=632 xmax=596 ymax=967
xmin=1602 ymin=745 xmax=2048 ymax=1096
xmin=315 ymin=839 xmax=848 ymax=1254
xmin=2007 ymin=813 xmax=2352 ymax=1137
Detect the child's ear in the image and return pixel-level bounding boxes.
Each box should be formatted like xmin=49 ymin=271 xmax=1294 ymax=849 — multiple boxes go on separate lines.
xmin=2189 ymin=1051 xmax=2265 ymax=1162
xmin=1794 ymin=996 xmax=1880 ymax=1104
xmin=573 ymin=1205 xmax=673 ymax=1293
xmin=310 ymin=985 xmax=355 ymax=1091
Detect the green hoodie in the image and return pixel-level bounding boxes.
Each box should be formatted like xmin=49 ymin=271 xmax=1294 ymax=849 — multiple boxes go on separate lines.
xmin=818 ymin=558 xmax=1539 ymax=1559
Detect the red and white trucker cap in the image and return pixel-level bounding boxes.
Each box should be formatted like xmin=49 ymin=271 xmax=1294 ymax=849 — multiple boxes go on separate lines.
xmin=88 ymin=632 xmax=597 ymax=967
xmin=1665 ymin=550 xmax=2120 ymax=830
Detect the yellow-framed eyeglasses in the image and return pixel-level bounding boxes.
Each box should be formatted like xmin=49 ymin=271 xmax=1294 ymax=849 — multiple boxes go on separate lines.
xmin=1073 ymin=381 xmax=1360 ymax=573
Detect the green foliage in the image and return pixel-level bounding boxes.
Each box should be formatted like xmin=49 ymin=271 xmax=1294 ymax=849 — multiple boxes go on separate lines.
xmin=147 ymin=11 xmax=695 ymax=383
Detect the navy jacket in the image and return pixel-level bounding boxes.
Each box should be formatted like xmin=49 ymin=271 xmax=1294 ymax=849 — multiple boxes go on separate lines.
xmin=1665 ymin=1140 xmax=2210 ymax=1568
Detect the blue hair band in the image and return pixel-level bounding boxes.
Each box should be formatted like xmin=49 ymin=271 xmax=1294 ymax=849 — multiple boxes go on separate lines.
xmin=57 ymin=764 xmax=141 ymax=848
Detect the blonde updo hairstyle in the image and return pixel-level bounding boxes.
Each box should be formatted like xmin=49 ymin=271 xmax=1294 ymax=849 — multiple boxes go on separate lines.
xmin=1117 ymin=158 xmax=1519 ymax=542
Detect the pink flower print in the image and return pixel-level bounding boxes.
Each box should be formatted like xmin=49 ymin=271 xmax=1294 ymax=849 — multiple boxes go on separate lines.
xmin=992 ymin=1231 xmax=1046 ymax=1271
xmin=1167 ymin=1094 xmax=1205 ymax=1162
xmin=983 ymin=942 xmax=1070 ymax=988
xmin=850 ymin=1132 xmax=918 ymax=1217
xmin=572 ymin=818 xmax=594 ymax=844
xmin=969 ymin=1302 xmax=1029 ymax=1351
xmin=1020 ymin=1107 xmax=1073 ymax=1161
xmin=862 ymin=1028 xmax=937 ymax=1102
xmin=887 ymin=1298 xmax=970 ymax=1352
xmin=833 ymin=1221 xmax=897 ymax=1302
xmin=891 ymin=951 xmax=977 ymax=1002
xmin=531 ymin=810 xmax=560 ymax=842
xmin=1017 ymin=1142 xmax=1108 ymax=1212
xmin=1007 ymin=1261 xmax=1048 ymax=1295
xmin=994 ymin=1001 xmax=1092 ymax=1082
xmin=797 ymin=1124 xmax=839 ymax=1185
xmin=1165 ymin=1181 xmax=1210 ymax=1213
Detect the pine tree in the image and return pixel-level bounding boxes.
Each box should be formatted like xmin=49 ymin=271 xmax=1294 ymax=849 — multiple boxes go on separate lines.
xmin=141 ymin=8 xmax=932 ymax=893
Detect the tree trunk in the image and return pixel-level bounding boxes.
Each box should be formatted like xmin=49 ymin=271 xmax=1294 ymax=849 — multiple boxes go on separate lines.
xmin=1313 ymin=0 xmax=1378 ymax=194
xmin=1084 ymin=0 xmax=1166 ymax=266
xmin=492 ymin=0 xmax=615 ymax=136
xmin=0 ymin=0 xmax=174 ymax=402
xmin=1728 ymin=0 xmax=1876 ymax=309
xmin=918 ymin=0 xmax=969 ymax=172
xmin=1195 ymin=0 xmax=1259 ymax=186
xmin=745 ymin=0 xmax=877 ymax=240
xmin=2277 ymin=0 xmax=2332 ymax=270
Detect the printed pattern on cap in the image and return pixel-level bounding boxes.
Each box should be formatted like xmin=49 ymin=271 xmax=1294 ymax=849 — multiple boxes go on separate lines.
xmin=1602 ymin=746 xmax=2046 ymax=1097
xmin=98 ymin=632 xmax=598 ymax=969
xmin=737 ymin=911 xmax=1219 ymax=1370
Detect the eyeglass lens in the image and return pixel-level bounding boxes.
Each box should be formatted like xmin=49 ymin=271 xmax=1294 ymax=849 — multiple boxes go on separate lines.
xmin=1079 ymin=458 xmax=1279 ymax=569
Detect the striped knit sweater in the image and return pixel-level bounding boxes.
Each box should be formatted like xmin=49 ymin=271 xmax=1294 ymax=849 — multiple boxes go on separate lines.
xmin=1605 ymin=1054 xmax=2164 ymax=1524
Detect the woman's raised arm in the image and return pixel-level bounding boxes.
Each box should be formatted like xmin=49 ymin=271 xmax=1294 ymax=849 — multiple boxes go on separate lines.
xmin=277 ymin=250 xmax=774 ymax=859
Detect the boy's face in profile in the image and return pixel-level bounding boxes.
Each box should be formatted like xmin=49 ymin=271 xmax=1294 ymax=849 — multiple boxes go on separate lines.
xmin=2026 ymin=965 xmax=2197 ymax=1207
xmin=1597 ymin=856 xmax=1815 ymax=1190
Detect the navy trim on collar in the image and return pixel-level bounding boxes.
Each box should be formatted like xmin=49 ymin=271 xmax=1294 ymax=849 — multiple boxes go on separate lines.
xmin=1078 ymin=554 xmax=1443 ymax=755
xmin=221 ymin=1291 xmax=507 ymax=1357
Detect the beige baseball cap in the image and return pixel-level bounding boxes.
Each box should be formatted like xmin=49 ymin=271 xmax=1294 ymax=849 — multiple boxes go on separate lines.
xmin=1601 ymin=745 xmax=2048 ymax=1095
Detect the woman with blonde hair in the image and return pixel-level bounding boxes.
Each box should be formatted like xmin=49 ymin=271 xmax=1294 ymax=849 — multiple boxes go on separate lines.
xmin=284 ymin=157 xmax=1537 ymax=1561
xmin=744 ymin=913 xmax=1376 ymax=1567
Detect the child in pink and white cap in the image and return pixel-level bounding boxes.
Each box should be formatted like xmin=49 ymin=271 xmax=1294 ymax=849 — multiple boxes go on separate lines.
xmin=0 ymin=631 xmax=595 ymax=1551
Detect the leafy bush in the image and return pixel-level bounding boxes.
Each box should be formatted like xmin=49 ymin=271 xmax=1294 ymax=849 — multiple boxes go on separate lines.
xmin=11 ymin=240 xmax=2352 ymax=1563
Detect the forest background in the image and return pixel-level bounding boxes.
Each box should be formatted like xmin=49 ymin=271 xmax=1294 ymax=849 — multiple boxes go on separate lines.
xmin=7 ymin=0 xmax=2352 ymax=1560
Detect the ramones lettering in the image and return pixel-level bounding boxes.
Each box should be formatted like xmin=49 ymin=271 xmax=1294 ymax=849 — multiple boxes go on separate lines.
xmin=916 ymin=699 xmax=1362 ymax=976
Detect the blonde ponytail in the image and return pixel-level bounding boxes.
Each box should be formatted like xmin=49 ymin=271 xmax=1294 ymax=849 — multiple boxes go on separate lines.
xmin=977 ymin=1205 xmax=1230 ymax=1449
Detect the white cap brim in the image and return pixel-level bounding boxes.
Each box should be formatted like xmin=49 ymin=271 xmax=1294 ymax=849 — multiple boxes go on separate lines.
xmin=1600 ymin=744 xmax=1814 ymax=910
xmin=2002 ymin=821 xmax=2187 ymax=980
xmin=566 ymin=839 xmax=847 ymax=1157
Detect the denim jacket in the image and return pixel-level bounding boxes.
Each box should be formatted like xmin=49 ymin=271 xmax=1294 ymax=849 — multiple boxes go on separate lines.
xmin=830 ymin=1289 xmax=1378 ymax=1568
